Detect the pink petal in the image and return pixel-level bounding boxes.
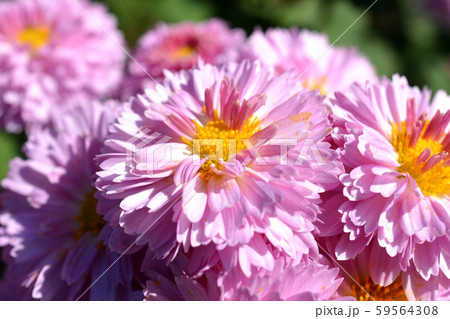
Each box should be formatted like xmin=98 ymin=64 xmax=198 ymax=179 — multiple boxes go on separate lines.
xmin=369 ymin=243 xmax=401 ymax=286
xmin=412 ymin=242 xmax=440 ymax=280
xmin=207 ymin=175 xmax=240 ymax=212
xmin=182 ymin=175 xmax=207 ymax=223
xmin=238 ymin=235 xmax=274 ymax=277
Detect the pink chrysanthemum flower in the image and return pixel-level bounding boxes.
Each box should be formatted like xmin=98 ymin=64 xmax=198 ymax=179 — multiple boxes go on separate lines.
xmin=241 ymin=28 xmax=376 ymax=96
xmin=96 ymin=61 xmax=342 ymax=278
xmin=0 ymin=0 xmax=126 ymax=132
xmin=143 ymin=256 xmax=342 ymax=301
xmin=122 ymin=19 xmax=244 ymax=98
xmin=329 ymin=74 xmax=450 ymax=285
xmin=0 ymin=101 xmax=143 ymax=300
xmin=319 ymin=237 xmax=450 ymax=301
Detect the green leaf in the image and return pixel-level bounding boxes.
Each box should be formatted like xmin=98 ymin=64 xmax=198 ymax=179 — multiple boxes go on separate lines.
xmin=0 ymin=132 xmax=23 ymax=181
xmin=419 ymin=57 xmax=450 ymax=93
xmin=358 ymin=38 xmax=401 ymax=77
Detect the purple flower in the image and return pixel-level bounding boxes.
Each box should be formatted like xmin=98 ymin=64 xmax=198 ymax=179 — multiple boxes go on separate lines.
xmin=422 ymin=0 xmax=450 ymax=28
xmin=96 ymin=60 xmax=342 ymax=278
xmin=241 ymin=28 xmax=377 ymax=96
xmin=0 ymin=0 xmax=126 ymax=132
xmin=0 ymin=101 xmax=143 ymax=300
xmin=0 ymin=249 xmax=33 ymax=301
xmin=329 ymin=75 xmax=450 ymax=288
xmin=121 ymin=19 xmax=244 ymax=98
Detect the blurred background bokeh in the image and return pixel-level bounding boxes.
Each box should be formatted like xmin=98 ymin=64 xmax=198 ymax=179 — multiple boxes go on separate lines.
xmin=95 ymin=0 xmax=450 ymax=90
xmin=1 ymin=0 xmax=449 ymax=278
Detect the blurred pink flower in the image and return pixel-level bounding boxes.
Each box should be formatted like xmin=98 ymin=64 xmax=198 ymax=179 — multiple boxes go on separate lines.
xmin=241 ymin=28 xmax=376 ymax=96
xmin=122 ymin=19 xmax=244 ymax=98
xmin=0 ymin=0 xmax=126 ymax=132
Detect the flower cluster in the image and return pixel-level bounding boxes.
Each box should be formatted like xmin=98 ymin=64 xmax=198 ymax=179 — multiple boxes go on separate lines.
xmin=0 ymin=0 xmax=448 ymax=301
xmin=0 ymin=0 xmax=126 ymax=132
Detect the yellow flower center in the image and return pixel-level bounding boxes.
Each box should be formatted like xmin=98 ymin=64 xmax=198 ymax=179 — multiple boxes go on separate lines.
xmin=351 ymin=276 xmax=407 ymax=301
xmin=391 ymin=121 xmax=450 ymax=197
xmin=74 ymin=190 xmax=106 ymax=242
xmin=304 ymin=76 xmax=328 ymax=96
xmin=16 ymin=26 xmax=50 ymax=51
xmin=183 ymin=116 xmax=261 ymax=181
xmin=171 ymin=45 xmax=196 ymax=60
